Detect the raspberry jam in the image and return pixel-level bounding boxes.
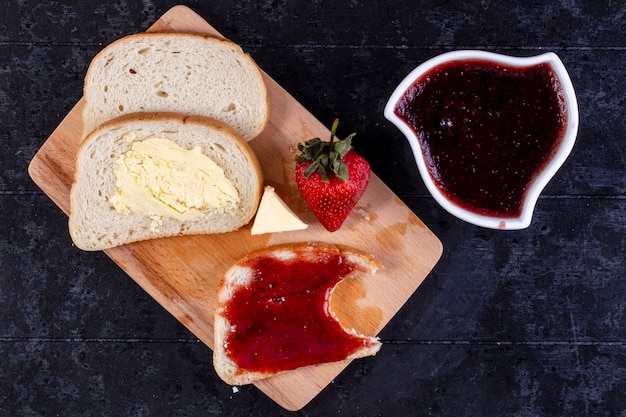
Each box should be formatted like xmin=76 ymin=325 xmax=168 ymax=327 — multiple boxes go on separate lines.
xmin=222 ymin=250 xmax=375 ymax=374
xmin=394 ymin=59 xmax=567 ymax=217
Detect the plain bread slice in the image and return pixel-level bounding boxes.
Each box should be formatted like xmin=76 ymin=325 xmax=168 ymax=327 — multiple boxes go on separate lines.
xmin=82 ymin=32 xmax=269 ymax=141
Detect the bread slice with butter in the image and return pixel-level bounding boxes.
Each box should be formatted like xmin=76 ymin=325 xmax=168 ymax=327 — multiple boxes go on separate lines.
xmin=69 ymin=112 xmax=263 ymax=251
xmin=82 ymin=32 xmax=269 ymax=141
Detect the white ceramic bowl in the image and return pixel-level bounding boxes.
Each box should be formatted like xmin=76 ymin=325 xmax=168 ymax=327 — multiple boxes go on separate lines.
xmin=384 ymin=50 xmax=579 ymax=230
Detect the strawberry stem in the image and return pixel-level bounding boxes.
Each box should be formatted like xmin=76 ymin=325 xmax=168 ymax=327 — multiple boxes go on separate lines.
xmin=329 ymin=118 xmax=339 ymax=147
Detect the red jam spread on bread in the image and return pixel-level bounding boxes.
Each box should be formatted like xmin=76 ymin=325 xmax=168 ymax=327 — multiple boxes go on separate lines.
xmin=222 ymin=251 xmax=375 ymax=374
xmin=394 ymin=60 xmax=567 ymax=217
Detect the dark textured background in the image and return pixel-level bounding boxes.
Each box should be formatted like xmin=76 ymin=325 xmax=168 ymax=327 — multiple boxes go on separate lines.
xmin=2 ymin=1 xmax=625 ymax=416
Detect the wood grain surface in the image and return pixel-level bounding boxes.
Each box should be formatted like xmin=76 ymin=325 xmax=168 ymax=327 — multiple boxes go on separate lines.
xmin=27 ymin=5 xmax=442 ymax=410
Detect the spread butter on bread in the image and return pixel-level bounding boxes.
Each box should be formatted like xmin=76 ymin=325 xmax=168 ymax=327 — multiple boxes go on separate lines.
xmin=69 ymin=112 xmax=263 ymax=251
xmin=213 ymin=242 xmax=382 ymax=385
xmin=82 ymin=32 xmax=269 ymax=141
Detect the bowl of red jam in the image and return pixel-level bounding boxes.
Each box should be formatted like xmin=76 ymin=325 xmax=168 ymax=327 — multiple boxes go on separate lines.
xmin=384 ymin=50 xmax=578 ymax=230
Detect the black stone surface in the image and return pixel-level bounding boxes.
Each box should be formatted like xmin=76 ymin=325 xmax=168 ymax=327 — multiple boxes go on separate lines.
xmin=2 ymin=1 xmax=625 ymax=415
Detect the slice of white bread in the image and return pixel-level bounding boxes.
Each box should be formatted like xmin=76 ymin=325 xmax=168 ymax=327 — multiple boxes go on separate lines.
xmin=69 ymin=112 xmax=263 ymax=251
xmin=214 ymin=242 xmax=382 ymax=385
xmin=82 ymin=32 xmax=269 ymax=141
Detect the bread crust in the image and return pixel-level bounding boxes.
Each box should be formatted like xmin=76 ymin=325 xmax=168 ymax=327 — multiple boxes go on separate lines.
xmin=69 ymin=111 xmax=263 ymax=250
xmin=213 ymin=242 xmax=382 ymax=385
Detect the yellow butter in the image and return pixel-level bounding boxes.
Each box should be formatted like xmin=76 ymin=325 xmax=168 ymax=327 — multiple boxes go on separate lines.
xmin=109 ymin=135 xmax=240 ymax=225
xmin=251 ymin=185 xmax=308 ymax=235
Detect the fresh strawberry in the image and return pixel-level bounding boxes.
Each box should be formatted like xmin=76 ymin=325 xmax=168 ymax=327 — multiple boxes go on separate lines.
xmin=295 ymin=118 xmax=370 ymax=232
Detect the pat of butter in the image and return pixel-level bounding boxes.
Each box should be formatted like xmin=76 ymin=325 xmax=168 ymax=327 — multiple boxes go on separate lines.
xmin=251 ymin=185 xmax=308 ymax=235
xmin=109 ymin=135 xmax=240 ymax=226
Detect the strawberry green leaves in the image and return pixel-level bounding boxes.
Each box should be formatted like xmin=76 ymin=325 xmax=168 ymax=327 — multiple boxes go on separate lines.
xmin=295 ymin=119 xmax=356 ymax=182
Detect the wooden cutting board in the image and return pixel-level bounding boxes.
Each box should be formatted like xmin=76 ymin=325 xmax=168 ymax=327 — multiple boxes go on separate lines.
xmin=28 ymin=5 xmax=442 ymax=411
